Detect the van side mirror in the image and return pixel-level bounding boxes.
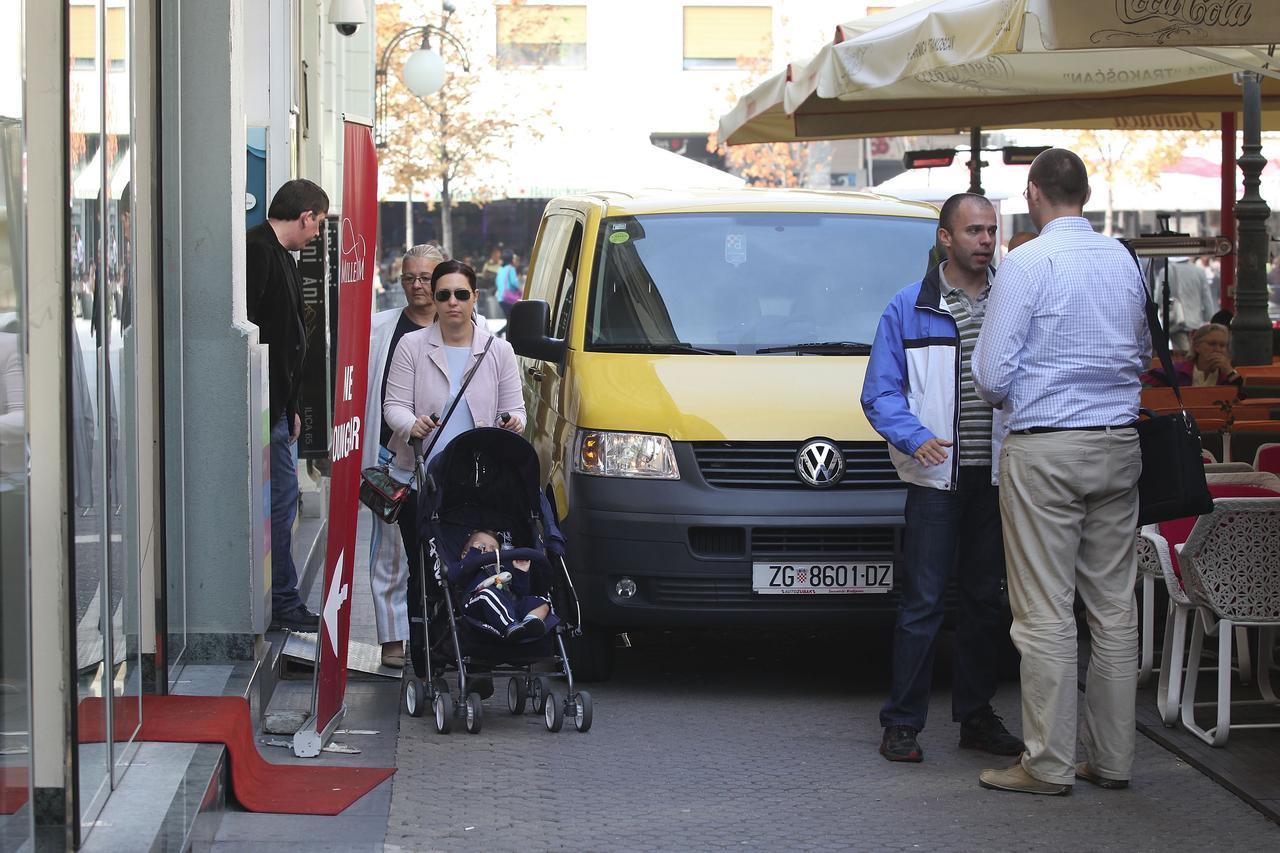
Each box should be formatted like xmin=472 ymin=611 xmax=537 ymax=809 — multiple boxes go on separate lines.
xmin=507 ymin=300 xmax=567 ymax=365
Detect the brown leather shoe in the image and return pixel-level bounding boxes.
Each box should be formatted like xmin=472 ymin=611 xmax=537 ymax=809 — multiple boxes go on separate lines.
xmin=1075 ymin=762 xmax=1129 ymax=789
xmin=979 ymin=761 xmax=1072 ymax=796
xmin=380 ymin=642 xmax=406 ymax=669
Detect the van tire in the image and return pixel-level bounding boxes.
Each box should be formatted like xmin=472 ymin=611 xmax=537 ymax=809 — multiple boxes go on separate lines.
xmin=567 ymin=624 xmax=616 ymax=682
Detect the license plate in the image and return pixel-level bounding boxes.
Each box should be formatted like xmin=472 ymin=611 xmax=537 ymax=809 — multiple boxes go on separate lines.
xmin=752 ymin=562 xmax=893 ymax=594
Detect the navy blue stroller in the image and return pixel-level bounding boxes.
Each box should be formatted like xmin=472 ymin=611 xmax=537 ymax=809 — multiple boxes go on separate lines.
xmin=401 ymin=427 xmax=592 ymax=734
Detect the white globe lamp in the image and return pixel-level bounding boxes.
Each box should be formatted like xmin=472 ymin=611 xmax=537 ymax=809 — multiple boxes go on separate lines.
xmin=402 ymin=48 xmax=446 ymax=98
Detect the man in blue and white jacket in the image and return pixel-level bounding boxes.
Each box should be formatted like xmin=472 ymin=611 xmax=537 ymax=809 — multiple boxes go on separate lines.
xmin=860 ymin=193 xmax=1022 ymax=765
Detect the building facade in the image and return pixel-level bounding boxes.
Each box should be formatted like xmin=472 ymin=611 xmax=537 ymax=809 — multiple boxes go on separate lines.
xmin=0 ymin=0 xmax=374 ymax=847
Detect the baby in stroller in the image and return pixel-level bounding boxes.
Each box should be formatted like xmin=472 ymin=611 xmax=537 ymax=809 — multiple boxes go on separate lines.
xmin=452 ymin=530 xmax=561 ymax=644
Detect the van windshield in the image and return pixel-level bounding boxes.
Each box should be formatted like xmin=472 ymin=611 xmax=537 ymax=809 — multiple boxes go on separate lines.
xmin=586 ymin=212 xmax=937 ymax=355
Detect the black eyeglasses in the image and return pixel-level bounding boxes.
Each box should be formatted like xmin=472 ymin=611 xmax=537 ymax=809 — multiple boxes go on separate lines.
xmin=434 ymin=288 xmax=473 ymax=302
xmin=400 ymin=274 xmax=433 ymax=286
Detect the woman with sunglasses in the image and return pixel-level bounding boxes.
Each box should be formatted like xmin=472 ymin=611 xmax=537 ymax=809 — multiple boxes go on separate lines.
xmin=382 ymin=260 xmax=527 ymax=603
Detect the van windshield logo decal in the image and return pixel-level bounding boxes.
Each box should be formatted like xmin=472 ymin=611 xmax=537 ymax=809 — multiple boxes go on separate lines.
xmin=796 ymin=439 xmax=845 ymax=488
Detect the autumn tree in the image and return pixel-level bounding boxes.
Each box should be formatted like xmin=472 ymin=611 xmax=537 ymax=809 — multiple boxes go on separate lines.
xmin=1065 ymin=129 xmax=1212 ymax=236
xmin=704 ymin=52 xmax=830 ymax=188
xmin=378 ymin=2 xmax=537 ymax=255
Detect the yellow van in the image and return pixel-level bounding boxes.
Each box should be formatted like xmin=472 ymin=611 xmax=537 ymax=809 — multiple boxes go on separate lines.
xmin=506 ymin=188 xmax=939 ymax=679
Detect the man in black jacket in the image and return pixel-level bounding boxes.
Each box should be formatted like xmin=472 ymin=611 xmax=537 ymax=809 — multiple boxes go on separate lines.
xmin=246 ymin=179 xmax=329 ymax=632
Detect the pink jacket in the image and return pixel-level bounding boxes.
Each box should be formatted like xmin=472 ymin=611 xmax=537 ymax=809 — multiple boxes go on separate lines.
xmin=382 ymin=322 xmax=526 ymax=471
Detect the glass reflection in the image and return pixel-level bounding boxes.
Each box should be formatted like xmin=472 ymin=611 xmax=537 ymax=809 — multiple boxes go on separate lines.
xmin=68 ymin=0 xmax=111 ymax=827
xmin=0 ymin=0 xmax=31 ymax=838
xmin=104 ymin=0 xmax=141 ymax=779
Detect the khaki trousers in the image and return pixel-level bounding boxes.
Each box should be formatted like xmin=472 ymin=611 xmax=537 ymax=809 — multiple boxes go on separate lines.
xmin=999 ymin=429 xmax=1141 ymax=785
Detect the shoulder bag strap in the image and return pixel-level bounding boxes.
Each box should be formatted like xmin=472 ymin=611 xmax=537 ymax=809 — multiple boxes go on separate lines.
xmin=1122 ymin=241 xmax=1186 ymax=413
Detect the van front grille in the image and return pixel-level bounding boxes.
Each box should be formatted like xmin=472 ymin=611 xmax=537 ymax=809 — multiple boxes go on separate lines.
xmin=691 ymin=442 xmax=900 ymax=490
xmin=751 ymin=526 xmax=897 ymax=558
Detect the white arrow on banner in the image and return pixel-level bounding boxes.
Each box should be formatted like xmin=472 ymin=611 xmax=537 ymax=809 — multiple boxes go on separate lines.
xmin=323 ymin=549 xmax=350 ymax=657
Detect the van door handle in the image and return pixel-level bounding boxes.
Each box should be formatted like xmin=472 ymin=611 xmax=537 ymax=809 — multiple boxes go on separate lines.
xmin=526 ymin=366 xmax=545 ymax=381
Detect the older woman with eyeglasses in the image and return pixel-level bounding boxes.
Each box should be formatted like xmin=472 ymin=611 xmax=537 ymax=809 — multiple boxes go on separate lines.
xmin=382 ymin=260 xmax=526 ymax=621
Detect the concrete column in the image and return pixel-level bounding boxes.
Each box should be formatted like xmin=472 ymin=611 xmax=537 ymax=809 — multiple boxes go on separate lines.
xmin=25 ymin=0 xmax=73 ymax=838
xmin=161 ymin=0 xmax=268 ymax=657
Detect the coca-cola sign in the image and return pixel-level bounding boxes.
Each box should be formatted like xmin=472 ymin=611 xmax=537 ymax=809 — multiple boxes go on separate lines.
xmin=1032 ymin=0 xmax=1274 ymax=49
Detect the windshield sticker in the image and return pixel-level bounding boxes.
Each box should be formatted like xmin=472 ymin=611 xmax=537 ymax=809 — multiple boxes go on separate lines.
xmin=608 ymin=231 xmax=630 ymax=244
xmin=725 ymin=233 xmax=746 ymax=266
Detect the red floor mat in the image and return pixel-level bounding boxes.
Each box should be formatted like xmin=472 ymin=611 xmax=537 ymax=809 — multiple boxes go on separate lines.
xmin=78 ymin=695 xmax=394 ymax=815
xmin=0 ymin=766 xmax=29 ymax=815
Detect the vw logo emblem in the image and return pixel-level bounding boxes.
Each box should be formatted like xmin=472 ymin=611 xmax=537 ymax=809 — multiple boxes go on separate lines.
xmin=795 ymin=439 xmax=844 ymax=488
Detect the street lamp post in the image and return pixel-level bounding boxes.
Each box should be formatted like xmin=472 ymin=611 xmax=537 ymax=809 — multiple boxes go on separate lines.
xmin=375 ymin=14 xmax=471 ymax=149
xmin=1232 ymin=71 xmax=1274 ymax=366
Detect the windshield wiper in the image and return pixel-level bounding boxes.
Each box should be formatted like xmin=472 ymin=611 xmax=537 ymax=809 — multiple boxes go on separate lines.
xmin=755 ymin=341 xmax=874 ymax=355
xmin=596 ymin=342 xmax=737 ymax=355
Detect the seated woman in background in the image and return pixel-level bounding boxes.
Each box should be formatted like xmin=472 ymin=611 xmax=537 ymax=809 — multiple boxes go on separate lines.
xmin=1142 ymin=322 xmax=1245 ymax=389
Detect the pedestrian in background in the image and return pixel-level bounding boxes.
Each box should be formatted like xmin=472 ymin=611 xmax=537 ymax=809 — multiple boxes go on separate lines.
xmin=861 ymin=192 xmax=1024 ymax=764
xmin=246 ymin=178 xmax=329 ymax=633
xmin=1154 ymin=256 xmax=1216 ymax=353
xmin=496 ymin=250 xmax=521 ymax=319
xmin=363 ymin=242 xmax=445 ymax=668
xmin=973 ymin=148 xmax=1148 ymax=796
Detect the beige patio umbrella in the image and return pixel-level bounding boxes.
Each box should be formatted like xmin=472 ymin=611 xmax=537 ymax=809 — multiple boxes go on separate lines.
xmin=718 ymin=0 xmax=1279 ymax=364
xmin=719 ymin=0 xmax=1280 ymax=144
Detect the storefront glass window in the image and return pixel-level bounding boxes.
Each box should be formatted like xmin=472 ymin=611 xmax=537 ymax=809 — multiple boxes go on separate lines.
xmin=0 ymin=0 xmax=32 ymax=846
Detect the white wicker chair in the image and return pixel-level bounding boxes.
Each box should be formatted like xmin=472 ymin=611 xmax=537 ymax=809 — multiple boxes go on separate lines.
xmin=1177 ymin=497 xmax=1280 ymax=746
xmin=1204 ymin=471 xmax=1280 ymax=489
xmin=1137 ymin=525 xmax=1196 ymax=724
xmin=1203 ymin=462 xmax=1255 ymax=474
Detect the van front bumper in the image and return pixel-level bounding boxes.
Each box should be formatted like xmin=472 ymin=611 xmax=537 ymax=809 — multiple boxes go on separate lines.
xmin=559 ymin=458 xmax=915 ymax=628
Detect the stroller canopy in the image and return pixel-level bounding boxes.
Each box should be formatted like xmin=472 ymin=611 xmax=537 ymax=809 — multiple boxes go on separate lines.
xmin=417 ymin=427 xmax=565 ymax=559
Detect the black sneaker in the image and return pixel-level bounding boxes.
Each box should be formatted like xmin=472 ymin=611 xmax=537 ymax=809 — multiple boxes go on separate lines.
xmin=880 ymin=725 xmax=923 ymax=762
xmin=506 ymin=614 xmax=547 ymax=643
xmin=269 ymin=605 xmax=321 ymax=633
xmin=959 ymin=709 xmax=1025 ymax=756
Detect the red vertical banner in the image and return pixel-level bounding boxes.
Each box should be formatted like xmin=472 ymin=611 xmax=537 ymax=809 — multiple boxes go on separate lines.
xmin=312 ymin=119 xmax=378 ymax=740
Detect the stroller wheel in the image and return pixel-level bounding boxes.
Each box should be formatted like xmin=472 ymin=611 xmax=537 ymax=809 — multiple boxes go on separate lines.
xmin=507 ymin=677 xmax=528 ymax=715
xmin=404 ymin=678 xmax=426 ymax=718
xmin=572 ymin=690 xmax=593 ymax=733
xmin=544 ymin=689 xmax=565 ymax=733
xmin=433 ymin=691 xmax=454 ymax=734
xmin=464 ymin=693 xmax=484 ymax=734
xmin=533 ymin=676 xmax=554 ymax=714
xmin=431 ymin=676 xmax=450 ymax=698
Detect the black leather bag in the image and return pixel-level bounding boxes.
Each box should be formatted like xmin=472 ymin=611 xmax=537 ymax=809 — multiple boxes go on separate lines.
xmin=358 ymin=465 xmax=411 ymax=523
xmin=1133 ymin=265 xmax=1213 ymax=525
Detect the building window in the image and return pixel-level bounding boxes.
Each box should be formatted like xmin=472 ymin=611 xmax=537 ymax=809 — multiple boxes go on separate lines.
xmin=497 ymin=4 xmax=587 ymax=68
xmin=683 ymin=5 xmax=771 ymax=70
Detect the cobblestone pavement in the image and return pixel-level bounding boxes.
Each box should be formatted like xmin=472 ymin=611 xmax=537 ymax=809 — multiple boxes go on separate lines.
xmin=383 ymin=627 xmax=1279 ymax=852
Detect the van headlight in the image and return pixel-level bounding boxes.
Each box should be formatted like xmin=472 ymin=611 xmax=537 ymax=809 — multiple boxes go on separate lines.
xmin=573 ymin=430 xmax=680 ymax=479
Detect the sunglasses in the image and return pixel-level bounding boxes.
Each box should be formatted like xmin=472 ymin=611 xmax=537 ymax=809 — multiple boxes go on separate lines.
xmin=434 ymin=288 xmax=473 ymax=302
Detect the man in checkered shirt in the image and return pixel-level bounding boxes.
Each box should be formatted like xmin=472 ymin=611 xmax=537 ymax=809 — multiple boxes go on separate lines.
xmin=973 ymin=148 xmax=1149 ymax=797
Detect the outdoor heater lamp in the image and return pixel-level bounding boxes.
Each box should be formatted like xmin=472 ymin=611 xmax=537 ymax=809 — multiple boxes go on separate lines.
xmin=902 ymin=148 xmax=957 ymax=169
xmin=902 ymin=145 xmax=1052 ymax=170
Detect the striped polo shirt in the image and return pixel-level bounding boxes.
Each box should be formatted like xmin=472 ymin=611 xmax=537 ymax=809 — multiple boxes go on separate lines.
xmin=940 ymin=264 xmax=994 ymax=467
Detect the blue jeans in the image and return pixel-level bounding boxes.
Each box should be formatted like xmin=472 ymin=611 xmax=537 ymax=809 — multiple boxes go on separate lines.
xmin=270 ymin=414 xmax=304 ymax=613
xmin=880 ymin=465 xmax=1006 ymax=731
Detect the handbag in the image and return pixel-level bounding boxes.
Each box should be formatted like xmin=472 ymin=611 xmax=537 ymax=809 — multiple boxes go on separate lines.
xmin=1130 ymin=248 xmax=1213 ymax=525
xmin=358 ymin=464 xmax=411 ymax=523
xmin=359 ymin=337 xmax=497 ymax=519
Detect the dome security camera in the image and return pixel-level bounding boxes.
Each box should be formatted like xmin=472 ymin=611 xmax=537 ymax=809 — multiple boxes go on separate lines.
xmin=329 ymin=0 xmax=366 ymax=37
